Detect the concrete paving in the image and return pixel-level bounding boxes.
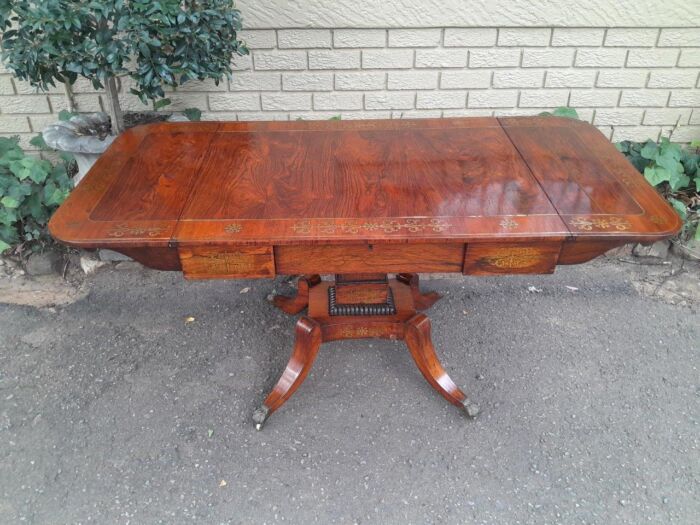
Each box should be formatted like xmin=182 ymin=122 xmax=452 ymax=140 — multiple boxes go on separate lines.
xmin=0 ymin=260 xmax=698 ymax=524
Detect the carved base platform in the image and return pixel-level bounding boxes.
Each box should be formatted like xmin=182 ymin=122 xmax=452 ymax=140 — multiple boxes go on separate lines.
xmin=254 ymin=273 xmax=478 ymax=429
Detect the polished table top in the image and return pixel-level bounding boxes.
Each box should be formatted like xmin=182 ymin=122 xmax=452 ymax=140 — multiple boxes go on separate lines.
xmin=49 ymin=116 xmax=681 ymax=278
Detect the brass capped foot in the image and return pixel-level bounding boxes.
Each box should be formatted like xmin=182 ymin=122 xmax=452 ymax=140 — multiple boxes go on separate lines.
xmin=252 ymin=405 xmax=271 ymax=431
xmin=461 ymin=399 xmax=480 ymax=418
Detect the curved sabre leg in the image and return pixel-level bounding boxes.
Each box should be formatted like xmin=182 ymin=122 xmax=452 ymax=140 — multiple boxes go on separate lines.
xmin=397 ymin=273 xmax=441 ymax=311
xmin=253 ymin=317 xmax=323 ymax=429
xmin=404 ymin=313 xmax=479 ymax=417
xmin=271 ymin=274 xmax=321 ymax=314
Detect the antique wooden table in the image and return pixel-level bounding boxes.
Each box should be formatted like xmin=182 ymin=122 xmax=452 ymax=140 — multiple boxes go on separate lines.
xmin=49 ymin=117 xmax=681 ymax=429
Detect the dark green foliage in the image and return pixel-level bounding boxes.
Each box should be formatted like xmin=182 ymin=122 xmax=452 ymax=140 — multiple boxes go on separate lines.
xmin=617 ymin=138 xmax=700 ymax=241
xmin=0 ymin=137 xmax=73 ymax=253
xmin=183 ymin=107 xmax=202 ymax=121
xmin=58 ymin=110 xmax=79 ymax=121
xmin=538 ymin=107 xmax=580 ymax=119
xmin=0 ymin=1 xmax=248 ymax=109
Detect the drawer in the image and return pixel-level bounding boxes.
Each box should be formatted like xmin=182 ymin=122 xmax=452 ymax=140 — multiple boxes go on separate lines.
xmin=463 ymin=242 xmax=561 ymax=275
xmin=275 ymin=243 xmax=465 ymax=274
xmin=179 ymin=246 xmax=275 ymax=279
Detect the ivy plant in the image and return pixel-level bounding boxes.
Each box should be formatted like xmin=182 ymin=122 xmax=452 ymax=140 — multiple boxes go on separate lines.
xmin=0 ymin=137 xmax=73 ymax=254
xmin=0 ymin=1 xmax=248 ymax=133
xmin=539 ymin=107 xmax=580 ymax=119
xmin=617 ymin=138 xmax=700 ymax=241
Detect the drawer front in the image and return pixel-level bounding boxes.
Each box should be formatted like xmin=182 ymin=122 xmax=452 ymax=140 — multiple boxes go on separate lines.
xmin=463 ymin=242 xmax=561 ymax=275
xmin=179 ymin=246 xmax=275 ymax=279
xmin=275 ymin=243 xmax=465 ymax=275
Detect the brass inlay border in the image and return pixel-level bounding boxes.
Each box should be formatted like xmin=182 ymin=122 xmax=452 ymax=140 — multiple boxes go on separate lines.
xmin=570 ymin=216 xmax=631 ymax=231
xmin=107 ymin=224 xmax=167 ymax=238
xmin=292 ymin=218 xmax=451 ymax=235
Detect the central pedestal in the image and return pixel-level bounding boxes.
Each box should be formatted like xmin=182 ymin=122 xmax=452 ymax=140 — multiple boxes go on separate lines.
xmin=253 ymin=273 xmax=478 ymax=429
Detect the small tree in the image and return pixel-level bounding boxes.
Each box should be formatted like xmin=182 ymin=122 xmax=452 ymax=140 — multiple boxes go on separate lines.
xmin=0 ymin=0 xmax=248 ymax=134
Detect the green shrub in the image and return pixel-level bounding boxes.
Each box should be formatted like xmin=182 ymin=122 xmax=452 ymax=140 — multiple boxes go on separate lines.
xmin=0 ymin=137 xmax=73 ymax=254
xmin=538 ymin=107 xmax=580 ymax=119
xmin=0 ymin=1 xmax=247 ymax=133
xmin=617 ymin=138 xmax=699 ymax=241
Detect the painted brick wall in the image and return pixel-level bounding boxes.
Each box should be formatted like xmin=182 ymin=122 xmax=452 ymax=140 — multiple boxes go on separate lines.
xmin=1 ymin=26 xmax=699 ymax=151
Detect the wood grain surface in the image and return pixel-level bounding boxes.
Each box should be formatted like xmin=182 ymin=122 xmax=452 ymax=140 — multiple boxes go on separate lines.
xmin=49 ymin=117 xmax=682 ymax=278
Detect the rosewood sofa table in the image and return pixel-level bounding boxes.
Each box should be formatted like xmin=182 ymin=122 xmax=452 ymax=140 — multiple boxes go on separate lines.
xmin=49 ymin=117 xmax=681 ymax=429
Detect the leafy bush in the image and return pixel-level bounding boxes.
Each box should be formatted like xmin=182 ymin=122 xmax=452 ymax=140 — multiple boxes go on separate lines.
xmin=183 ymin=107 xmax=202 ymax=122
xmin=617 ymin=138 xmax=700 ymax=241
xmin=0 ymin=1 xmax=248 ymax=133
xmin=0 ymin=137 xmax=73 ymax=254
xmin=538 ymin=107 xmax=580 ymax=119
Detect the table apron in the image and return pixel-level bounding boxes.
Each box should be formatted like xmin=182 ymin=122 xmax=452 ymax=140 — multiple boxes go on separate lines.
xmin=174 ymin=241 xmax=572 ymax=279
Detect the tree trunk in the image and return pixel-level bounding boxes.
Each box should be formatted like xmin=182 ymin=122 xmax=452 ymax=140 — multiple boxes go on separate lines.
xmin=105 ymin=76 xmax=124 ymax=135
xmin=63 ymin=83 xmax=76 ymax=113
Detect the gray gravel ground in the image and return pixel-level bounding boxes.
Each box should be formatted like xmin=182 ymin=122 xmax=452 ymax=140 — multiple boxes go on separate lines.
xmin=0 ymin=260 xmax=698 ymax=524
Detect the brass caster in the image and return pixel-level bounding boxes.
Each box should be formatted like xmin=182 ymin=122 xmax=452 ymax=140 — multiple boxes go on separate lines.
xmin=252 ymin=405 xmax=270 ymax=430
xmin=461 ymin=399 xmax=480 ymax=418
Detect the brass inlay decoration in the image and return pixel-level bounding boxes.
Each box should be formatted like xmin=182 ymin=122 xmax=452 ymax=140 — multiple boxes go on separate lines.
xmin=362 ymin=218 xmax=450 ymax=233
xmin=570 ymin=216 xmax=631 ymax=231
xmin=619 ymin=172 xmax=635 ymax=187
xmin=224 ymin=223 xmax=243 ymax=234
xmin=499 ymin=218 xmax=519 ymax=230
xmin=293 ymin=218 xmax=451 ymax=235
xmin=107 ymin=223 xmax=167 ymax=238
xmin=292 ymin=220 xmax=312 ymax=234
xmin=200 ymin=253 xmax=255 ymax=274
xmin=482 ymin=247 xmax=542 ymax=269
xmin=341 ymin=327 xmax=370 ymax=338
xmin=340 ymin=326 xmax=391 ymax=338
xmin=319 ymin=221 xmax=339 ymax=234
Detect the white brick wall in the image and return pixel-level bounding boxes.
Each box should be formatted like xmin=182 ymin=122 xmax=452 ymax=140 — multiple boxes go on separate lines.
xmin=1 ymin=26 xmax=699 ymax=150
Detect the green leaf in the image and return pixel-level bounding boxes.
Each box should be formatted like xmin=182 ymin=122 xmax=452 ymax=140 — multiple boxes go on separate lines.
xmin=0 ymin=207 xmax=18 ymax=226
xmin=694 ymin=224 xmax=700 ymax=240
xmin=0 ymin=239 xmax=10 ymax=254
xmin=43 ymin=188 xmax=62 ymax=207
xmin=668 ymin=170 xmax=690 ymax=192
xmin=29 ymin=134 xmax=49 ymax=150
xmin=58 ymin=109 xmax=77 ymax=121
xmin=139 ymin=42 xmax=151 ymax=58
xmin=1 ymin=196 xmax=20 ymax=208
xmin=655 ymin=151 xmax=683 ymax=175
xmin=550 ymin=107 xmax=579 ymax=119
xmin=644 ymin=166 xmax=670 ymax=186
xmin=668 ymin=198 xmax=687 ymax=220
xmin=0 ymin=137 xmax=20 ymax=157
xmin=153 ymin=97 xmax=171 ymax=111
xmin=183 ymin=107 xmax=201 ymax=121
xmin=23 ymin=192 xmax=44 ymax=221
xmin=681 ymin=152 xmax=698 ymax=176
xmin=615 ymin=141 xmax=629 ymax=154
xmin=640 ymin=140 xmax=658 ymax=160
